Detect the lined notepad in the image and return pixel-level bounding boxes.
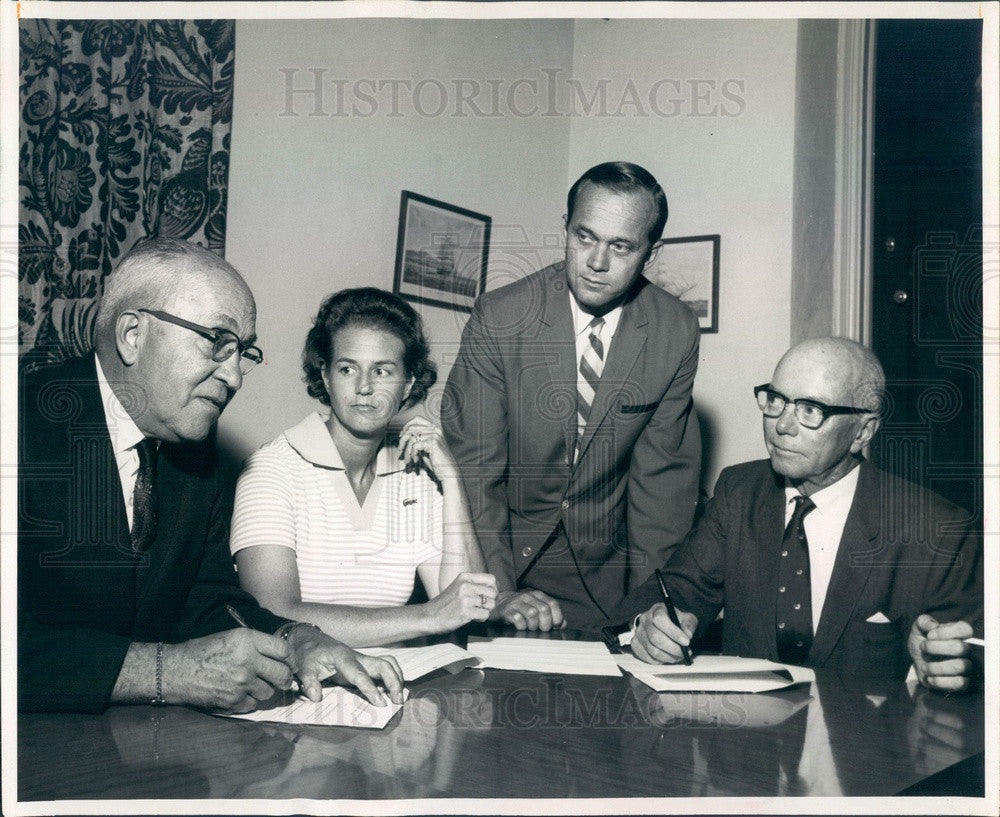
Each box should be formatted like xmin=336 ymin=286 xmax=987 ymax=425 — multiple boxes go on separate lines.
xmin=358 ymin=643 xmax=479 ymax=681
xmin=224 ymin=687 xmax=409 ymax=728
xmin=466 ymin=636 xmax=623 ymax=676
xmin=617 ymin=654 xmax=815 ymax=693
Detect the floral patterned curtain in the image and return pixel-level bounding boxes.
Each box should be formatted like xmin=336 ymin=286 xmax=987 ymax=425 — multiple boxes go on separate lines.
xmin=18 ymin=19 xmax=235 ymax=368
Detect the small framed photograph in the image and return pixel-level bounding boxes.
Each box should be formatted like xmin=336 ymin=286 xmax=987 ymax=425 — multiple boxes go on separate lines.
xmin=644 ymin=234 xmax=720 ymax=333
xmin=392 ymin=191 xmax=491 ymax=313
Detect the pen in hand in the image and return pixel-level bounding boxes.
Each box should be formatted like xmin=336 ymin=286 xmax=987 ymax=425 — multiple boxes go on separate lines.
xmin=655 ymin=569 xmax=693 ymax=665
xmin=225 ymin=603 xmax=250 ymax=629
xmin=225 ymin=604 xmax=301 ymax=694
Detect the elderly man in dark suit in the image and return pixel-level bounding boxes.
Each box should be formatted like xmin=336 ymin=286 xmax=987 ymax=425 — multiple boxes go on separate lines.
xmin=622 ymin=337 xmax=982 ymax=689
xmin=19 ymin=238 xmax=403 ymax=713
xmin=443 ymin=162 xmax=701 ymax=630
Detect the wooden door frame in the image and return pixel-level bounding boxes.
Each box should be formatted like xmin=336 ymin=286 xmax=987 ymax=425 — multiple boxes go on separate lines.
xmin=831 ymin=19 xmax=876 ymax=346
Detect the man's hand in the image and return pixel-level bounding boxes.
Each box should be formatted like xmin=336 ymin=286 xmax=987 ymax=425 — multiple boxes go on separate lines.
xmin=163 ymin=629 xmax=298 ymax=714
xmin=284 ymin=625 xmax=405 ymax=705
xmin=428 ymin=572 xmax=498 ymax=630
xmin=493 ymin=589 xmax=565 ymax=631
xmin=908 ymin=614 xmax=977 ymax=692
xmin=632 ymin=603 xmax=698 ymax=664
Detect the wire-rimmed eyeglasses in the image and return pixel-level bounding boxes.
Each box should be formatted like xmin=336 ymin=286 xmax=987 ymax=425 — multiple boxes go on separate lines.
xmin=754 ymin=384 xmax=874 ymax=430
xmin=139 ymin=309 xmax=264 ymax=375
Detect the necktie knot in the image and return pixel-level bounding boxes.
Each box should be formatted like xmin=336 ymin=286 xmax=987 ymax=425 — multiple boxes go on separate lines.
xmin=587 ymin=317 xmax=605 ymax=361
xmin=135 ymin=437 xmax=157 ymax=471
xmin=788 ymin=495 xmax=815 ymax=529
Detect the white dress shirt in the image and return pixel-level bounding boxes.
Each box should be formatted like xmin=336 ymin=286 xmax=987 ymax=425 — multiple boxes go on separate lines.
xmin=569 ymin=293 xmax=623 ymax=363
xmin=95 ymin=356 xmax=148 ymax=529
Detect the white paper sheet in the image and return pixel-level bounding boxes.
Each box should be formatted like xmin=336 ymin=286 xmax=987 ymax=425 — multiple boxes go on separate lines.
xmin=617 ymin=653 xmax=814 ymax=692
xmin=358 ymin=643 xmax=479 ymax=681
xmin=466 ymin=636 xmax=623 ymax=676
xmin=223 ymin=687 xmax=409 ymax=728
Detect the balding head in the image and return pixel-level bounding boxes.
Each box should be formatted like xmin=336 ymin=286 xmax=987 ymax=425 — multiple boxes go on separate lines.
xmin=773 ymin=337 xmax=885 ymax=413
xmin=95 ymin=239 xmax=253 ymax=349
xmin=763 ymin=337 xmax=884 ymax=495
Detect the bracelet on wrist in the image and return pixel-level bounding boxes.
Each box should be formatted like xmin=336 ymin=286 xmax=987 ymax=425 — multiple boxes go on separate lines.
xmin=151 ymin=642 xmax=165 ymax=706
xmin=275 ymin=621 xmax=322 ymax=641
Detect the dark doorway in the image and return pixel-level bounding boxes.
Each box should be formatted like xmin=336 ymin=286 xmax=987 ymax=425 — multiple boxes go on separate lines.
xmin=870 ymin=20 xmax=983 ymax=517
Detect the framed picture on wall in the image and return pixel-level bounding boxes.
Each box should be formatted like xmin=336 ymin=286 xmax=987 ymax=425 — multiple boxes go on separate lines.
xmin=392 ymin=191 xmax=491 ymax=313
xmin=643 ymin=234 xmax=720 ymax=333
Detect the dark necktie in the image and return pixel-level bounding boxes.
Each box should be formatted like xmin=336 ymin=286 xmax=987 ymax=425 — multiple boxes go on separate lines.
xmin=131 ymin=438 xmax=158 ymax=551
xmin=775 ymin=494 xmax=815 ymax=665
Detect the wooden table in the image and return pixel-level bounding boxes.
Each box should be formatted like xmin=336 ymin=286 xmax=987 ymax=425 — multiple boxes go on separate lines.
xmin=16 ymin=631 xmax=986 ymax=803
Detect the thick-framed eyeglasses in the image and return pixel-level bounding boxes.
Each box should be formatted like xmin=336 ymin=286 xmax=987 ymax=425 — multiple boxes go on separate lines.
xmin=754 ymin=384 xmax=873 ymax=430
xmin=139 ymin=309 xmax=264 ymax=375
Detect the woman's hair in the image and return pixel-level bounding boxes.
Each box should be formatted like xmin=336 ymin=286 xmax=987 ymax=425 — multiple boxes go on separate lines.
xmin=302 ymin=287 xmax=437 ymax=409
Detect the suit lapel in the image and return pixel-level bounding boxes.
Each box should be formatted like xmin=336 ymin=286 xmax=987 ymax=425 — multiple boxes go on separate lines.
xmin=751 ymin=470 xmax=788 ymax=660
xmin=576 ymin=292 xmax=648 ymax=464
xmin=809 ymin=464 xmax=880 ymax=665
xmin=538 ymin=265 xmax=579 ymax=465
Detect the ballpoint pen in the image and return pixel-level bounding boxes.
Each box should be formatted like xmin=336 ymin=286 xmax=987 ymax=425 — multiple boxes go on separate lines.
xmin=225 ymin=603 xmax=251 ymax=629
xmin=226 ymin=604 xmax=301 ymax=693
xmin=655 ymin=569 xmax=692 ymax=665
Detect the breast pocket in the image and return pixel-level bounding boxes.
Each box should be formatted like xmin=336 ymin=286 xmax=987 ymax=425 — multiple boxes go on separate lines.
xmin=837 ymin=617 xmax=909 ymax=681
xmin=618 ymin=401 xmax=659 ymax=415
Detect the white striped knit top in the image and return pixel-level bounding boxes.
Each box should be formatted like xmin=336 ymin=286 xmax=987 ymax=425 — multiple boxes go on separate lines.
xmin=230 ymin=413 xmax=443 ymax=607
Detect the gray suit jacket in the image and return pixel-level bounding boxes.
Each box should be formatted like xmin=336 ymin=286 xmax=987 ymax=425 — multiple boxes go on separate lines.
xmin=619 ymin=459 xmax=983 ymax=681
xmin=443 ymin=263 xmax=701 ymax=626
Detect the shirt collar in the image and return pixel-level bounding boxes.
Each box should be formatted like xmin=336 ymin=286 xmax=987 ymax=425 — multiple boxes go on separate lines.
xmin=569 ymin=292 xmax=623 ymax=341
xmin=95 ymin=354 xmax=147 ymax=456
xmin=284 ymin=412 xmax=404 ymax=475
xmin=784 ymin=463 xmax=861 ymax=516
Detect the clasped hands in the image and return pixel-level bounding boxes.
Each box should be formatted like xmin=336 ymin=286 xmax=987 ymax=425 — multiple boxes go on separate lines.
xmin=162 ymin=625 xmax=404 ymax=714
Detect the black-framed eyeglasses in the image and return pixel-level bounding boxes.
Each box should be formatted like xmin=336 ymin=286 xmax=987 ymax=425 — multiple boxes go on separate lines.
xmin=139 ymin=309 xmax=264 ymax=375
xmin=754 ymin=384 xmax=873 ymax=430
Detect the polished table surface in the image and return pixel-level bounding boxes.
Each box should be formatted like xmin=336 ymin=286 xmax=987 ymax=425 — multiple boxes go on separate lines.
xmin=17 ymin=630 xmax=986 ymax=802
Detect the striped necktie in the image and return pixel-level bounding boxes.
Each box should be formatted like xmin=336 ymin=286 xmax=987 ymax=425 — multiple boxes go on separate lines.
xmin=576 ymin=316 xmax=605 ymax=458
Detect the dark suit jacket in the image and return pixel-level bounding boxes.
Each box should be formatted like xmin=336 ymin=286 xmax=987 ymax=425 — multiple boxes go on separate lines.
xmin=443 ymin=263 xmax=701 ymax=626
xmin=618 ymin=459 xmax=983 ymax=682
xmin=18 ymin=355 xmax=287 ymax=712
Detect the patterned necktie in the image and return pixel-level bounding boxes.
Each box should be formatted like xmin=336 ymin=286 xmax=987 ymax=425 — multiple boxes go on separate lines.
xmin=775 ymin=494 xmax=816 ymax=665
xmin=131 ymin=438 xmax=158 ymax=552
xmin=576 ymin=316 xmax=605 ymax=458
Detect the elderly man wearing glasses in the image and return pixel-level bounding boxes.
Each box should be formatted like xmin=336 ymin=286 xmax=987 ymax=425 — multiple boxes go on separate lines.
xmin=18 ymin=238 xmax=404 ymax=714
xmin=617 ymin=337 xmax=982 ymax=691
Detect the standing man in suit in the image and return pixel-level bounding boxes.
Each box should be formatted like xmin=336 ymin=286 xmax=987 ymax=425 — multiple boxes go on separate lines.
xmin=623 ymin=337 xmax=982 ymax=689
xmin=19 ymin=238 xmax=403 ymax=713
xmin=443 ymin=162 xmax=701 ymax=630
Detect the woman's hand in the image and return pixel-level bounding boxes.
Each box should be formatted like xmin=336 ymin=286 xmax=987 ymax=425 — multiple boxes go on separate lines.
xmin=426 ymin=572 xmax=498 ymax=631
xmin=398 ymin=417 xmax=458 ymax=481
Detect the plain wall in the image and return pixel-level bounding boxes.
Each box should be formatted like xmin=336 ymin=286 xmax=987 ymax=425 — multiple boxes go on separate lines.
xmin=567 ymin=19 xmax=799 ymax=486
xmin=223 ymin=18 xmax=574 ymax=459
xmin=222 ymin=18 xmax=799 ymax=491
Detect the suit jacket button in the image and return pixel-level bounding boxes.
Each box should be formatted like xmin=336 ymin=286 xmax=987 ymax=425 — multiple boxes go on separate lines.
xmin=522 ymin=546 xmax=532 ymax=557
xmin=561 ymin=499 xmax=570 ymax=510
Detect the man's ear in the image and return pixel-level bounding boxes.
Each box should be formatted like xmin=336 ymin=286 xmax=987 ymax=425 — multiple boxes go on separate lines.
xmin=643 ymin=239 xmax=666 ymax=269
xmin=562 ymin=213 xmax=569 ymax=240
xmin=115 ymin=311 xmax=143 ymax=366
xmin=851 ymin=414 xmax=881 ymax=454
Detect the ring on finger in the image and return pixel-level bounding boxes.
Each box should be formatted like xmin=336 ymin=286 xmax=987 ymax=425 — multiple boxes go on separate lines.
xmin=480 ymin=594 xmax=487 ymax=607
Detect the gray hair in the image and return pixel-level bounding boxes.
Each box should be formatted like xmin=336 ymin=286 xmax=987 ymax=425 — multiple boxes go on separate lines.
xmin=94 ymin=239 xmax=242 ymax=341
